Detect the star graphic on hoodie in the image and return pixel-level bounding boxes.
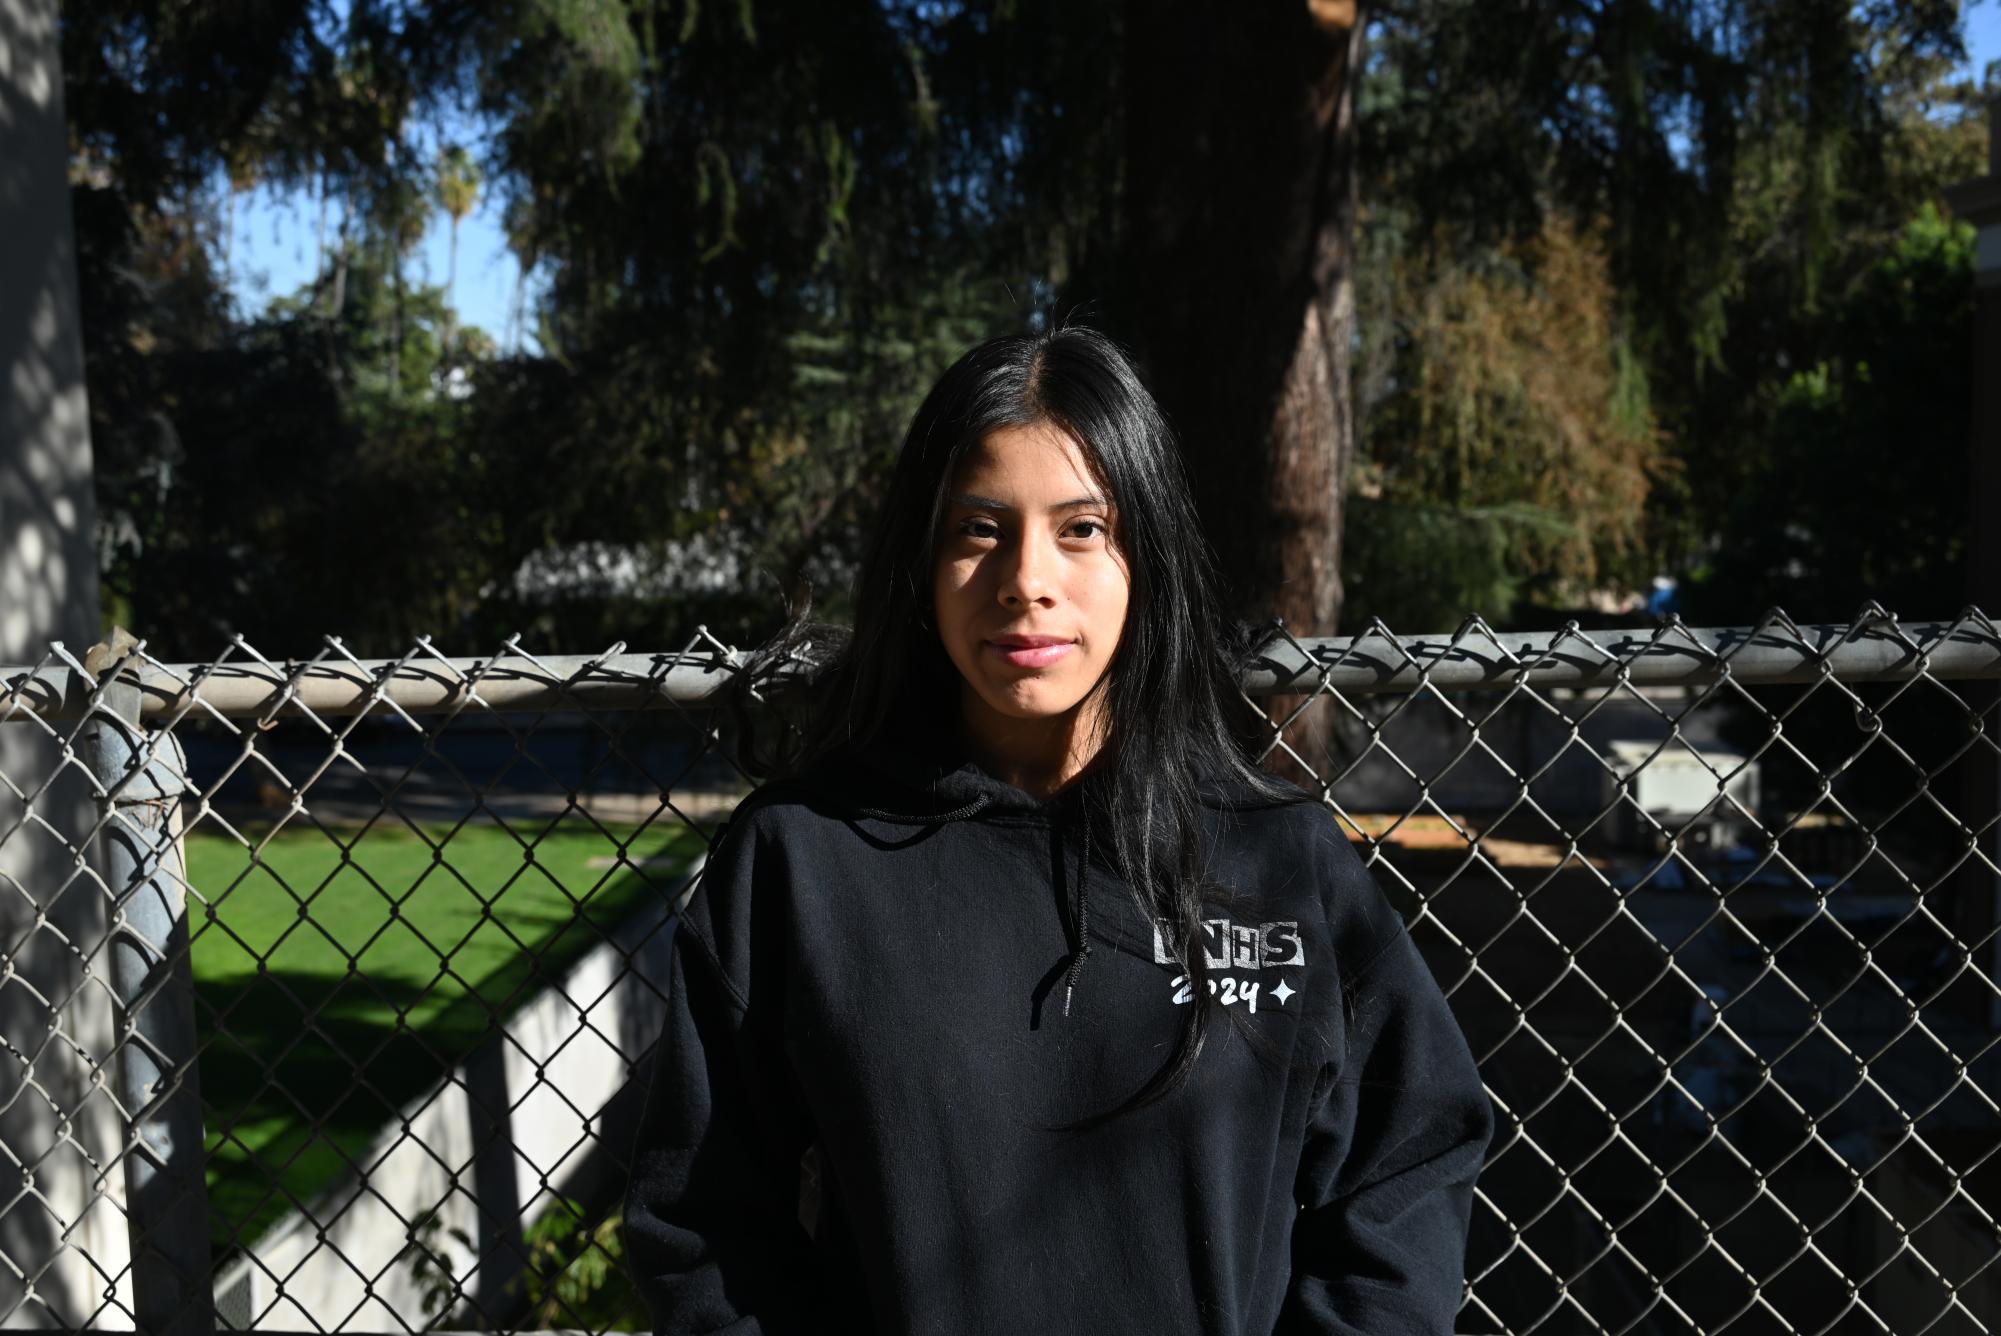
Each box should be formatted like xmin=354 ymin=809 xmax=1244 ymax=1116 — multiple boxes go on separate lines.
xmin=1270 ymin=978 xmax=1295 ymax=1006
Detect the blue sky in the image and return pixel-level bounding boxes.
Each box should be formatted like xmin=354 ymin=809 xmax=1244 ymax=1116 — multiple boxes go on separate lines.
xmin=223 ymin=114 xmax=533 ymax=351
xmin=1972 ymin=0 xmax=2001 ymax=85
xmin=223 ymin=3 xmax=2001 ymax=351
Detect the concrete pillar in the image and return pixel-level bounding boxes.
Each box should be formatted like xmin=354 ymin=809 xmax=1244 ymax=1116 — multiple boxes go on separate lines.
xmin=0 ymin=0 xmax=134 ymax=1325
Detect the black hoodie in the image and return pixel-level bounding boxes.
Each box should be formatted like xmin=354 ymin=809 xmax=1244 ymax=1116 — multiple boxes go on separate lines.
xmin=623 ymin=735 xmax=1494 ymax=1335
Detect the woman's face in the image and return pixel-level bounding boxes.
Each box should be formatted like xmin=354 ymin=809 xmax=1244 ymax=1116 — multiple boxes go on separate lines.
xmin=931 ymin=419 xmax=1131 ymax=737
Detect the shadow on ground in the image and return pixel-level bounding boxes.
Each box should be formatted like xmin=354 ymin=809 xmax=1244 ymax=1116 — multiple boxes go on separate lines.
xmin=193 ymin=858 xmax=686 ymax=1260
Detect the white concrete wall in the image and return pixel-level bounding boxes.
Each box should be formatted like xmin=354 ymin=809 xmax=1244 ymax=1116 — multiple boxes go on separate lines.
xmin=211 ymin=861 xmax=696 ymax=1332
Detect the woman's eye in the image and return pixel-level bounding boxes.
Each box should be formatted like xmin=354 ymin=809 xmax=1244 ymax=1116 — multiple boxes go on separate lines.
xmin=954 ymin=516 xmax=1107 ymax=543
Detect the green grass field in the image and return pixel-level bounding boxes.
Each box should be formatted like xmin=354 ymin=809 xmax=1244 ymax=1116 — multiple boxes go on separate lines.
xmin=184 ymin=812 xmax=705 ymax=1257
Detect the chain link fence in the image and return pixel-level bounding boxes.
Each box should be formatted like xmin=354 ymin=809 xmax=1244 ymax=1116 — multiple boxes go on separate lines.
xmin=1 ymin=609 xmax=1997 ymax=1333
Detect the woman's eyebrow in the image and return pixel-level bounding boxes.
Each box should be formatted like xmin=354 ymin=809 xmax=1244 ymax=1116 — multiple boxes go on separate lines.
xmin=948 ymin=492 xmax=1110 ymax=512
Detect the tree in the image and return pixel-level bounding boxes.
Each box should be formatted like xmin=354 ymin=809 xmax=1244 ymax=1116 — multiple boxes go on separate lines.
xmin=435 ymin=142 xmax=480 ymax=345
xmin=1690 ymin=203 xmax=1975 ymax=620
xmin=57 ymin=0 xmax=1987 ymax=660
xmin=1357 ymin=0 xmax=1975 ymax=620
xmin=1347 ymin=215 xmax=1661 ymax=629
xmin=1120 ymin=0 xmax=1367 ymax=636
xmin=453 ymin=0 xmax=1033 ymax=633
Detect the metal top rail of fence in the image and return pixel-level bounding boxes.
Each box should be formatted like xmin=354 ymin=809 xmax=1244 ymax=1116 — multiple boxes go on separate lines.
xmin=7 ymin=611 xmax=2001 ymax=724
xmin=1 ymin=607 xmax=1998 ymax=1334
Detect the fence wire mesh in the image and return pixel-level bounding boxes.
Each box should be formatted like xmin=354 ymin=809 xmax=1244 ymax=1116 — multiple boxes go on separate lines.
xmin=0 ymin=608 xmax=1997 ymax=1334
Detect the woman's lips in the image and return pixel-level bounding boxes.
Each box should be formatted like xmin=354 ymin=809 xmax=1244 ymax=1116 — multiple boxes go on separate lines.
xmin=985 ymin=638 xmax=1076 ymax=669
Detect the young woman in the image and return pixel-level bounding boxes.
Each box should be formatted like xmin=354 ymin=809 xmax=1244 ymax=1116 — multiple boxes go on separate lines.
xmin=623 ymin=327 xmax=1494 ymax=1334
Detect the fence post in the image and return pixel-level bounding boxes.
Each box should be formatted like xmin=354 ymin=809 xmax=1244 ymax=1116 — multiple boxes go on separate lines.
xmin=79 ymin=636 xmax=213 ymax=1335
xmin=1948 ymin=95 xmax=2001 ymax=1028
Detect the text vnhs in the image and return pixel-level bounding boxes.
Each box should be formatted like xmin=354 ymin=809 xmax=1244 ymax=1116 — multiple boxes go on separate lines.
xmin=1151 ymin=919 xmax=1305 ymax=970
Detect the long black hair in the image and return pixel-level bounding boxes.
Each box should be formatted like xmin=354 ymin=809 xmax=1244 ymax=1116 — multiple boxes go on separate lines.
xmin=743 ymin=323 xmax=1301 ymax=1129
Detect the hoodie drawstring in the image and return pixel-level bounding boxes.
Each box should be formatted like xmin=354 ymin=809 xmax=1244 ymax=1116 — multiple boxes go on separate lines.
xmin=1060 ymin=813 xmax=1092 ymax=1018
xmin=854 ymin=787 xmax=1092 ymax=1022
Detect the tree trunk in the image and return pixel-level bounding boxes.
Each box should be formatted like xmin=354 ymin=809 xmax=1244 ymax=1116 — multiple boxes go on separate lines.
xmin=390 ymin=232 xmax=404 ymax=396
xmin=1119 ymin=0 xmax=1364 ymax=792
xmin=316 ymin=171 xmax=329 ymax=281
xmin=444 ymin=218 xmax=460 ymax=358
xmin=1120 ymin=0 xmax=1363 ymax=639
xmin=329 ymin=201 xmax=350 ymax=321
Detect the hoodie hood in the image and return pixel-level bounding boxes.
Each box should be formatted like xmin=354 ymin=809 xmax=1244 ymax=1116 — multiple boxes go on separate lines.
xmin=789 ymin=718 xmax=1306 ymax=827
xmin=794 ymin=726 xmax=1102 ymax=1014
xmin=809 ymin=726 xmax=1065 ymax=824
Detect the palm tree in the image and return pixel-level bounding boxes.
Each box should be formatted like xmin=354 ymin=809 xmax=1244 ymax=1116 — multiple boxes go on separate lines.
xmin=435 ymin=144 xmax=482 ymax=343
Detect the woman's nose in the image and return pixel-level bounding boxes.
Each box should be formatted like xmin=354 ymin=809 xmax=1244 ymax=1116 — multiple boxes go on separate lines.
xmin=998 ymin=534 xmax=1055 ymax=606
